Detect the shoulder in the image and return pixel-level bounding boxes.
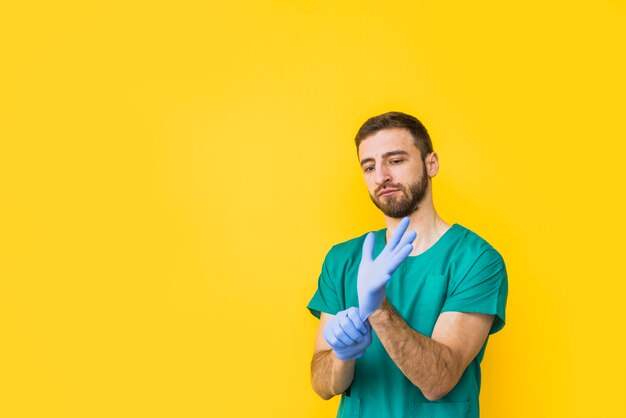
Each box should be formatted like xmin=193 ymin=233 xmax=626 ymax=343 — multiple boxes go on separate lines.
xmin=449 ymin=224 xmax=505 ymax=266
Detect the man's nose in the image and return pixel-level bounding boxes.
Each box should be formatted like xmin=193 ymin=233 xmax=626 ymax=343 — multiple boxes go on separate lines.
xmin=375 ymin=164 xmax=392 ymax=186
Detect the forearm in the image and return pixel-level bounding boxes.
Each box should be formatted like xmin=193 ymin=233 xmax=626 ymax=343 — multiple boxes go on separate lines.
xmin=368 ymin=299 xmax=462 ymax=400
xmin=310 ymin=350 xmax=355 ymax=400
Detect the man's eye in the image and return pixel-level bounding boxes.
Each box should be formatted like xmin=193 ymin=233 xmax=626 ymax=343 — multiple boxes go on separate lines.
xmin=390 ymin=159 xmax=403 ymax=164
xmin=364 ymin=166 xmax=374 ymax=172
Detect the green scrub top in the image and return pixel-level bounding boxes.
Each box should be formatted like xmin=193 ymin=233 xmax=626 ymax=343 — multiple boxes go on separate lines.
xmin=307 ymin=224 xmax=508 ymax=418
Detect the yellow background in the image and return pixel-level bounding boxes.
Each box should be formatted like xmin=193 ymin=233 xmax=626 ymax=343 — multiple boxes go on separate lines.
xmin=1 ymin=1 xmax=625 ymax=417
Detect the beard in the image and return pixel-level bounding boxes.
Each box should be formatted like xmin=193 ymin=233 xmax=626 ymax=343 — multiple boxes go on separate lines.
xmin=369 ymin=165 xmax=429 ymax=218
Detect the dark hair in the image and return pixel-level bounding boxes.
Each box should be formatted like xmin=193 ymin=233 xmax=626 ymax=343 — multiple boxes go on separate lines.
xmin=354 ymin=111 xmax=433 ymax=160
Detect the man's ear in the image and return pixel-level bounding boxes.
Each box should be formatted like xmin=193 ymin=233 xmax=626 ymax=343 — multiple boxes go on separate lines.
xmin=425 ymin=152 xmax=439 ymax=177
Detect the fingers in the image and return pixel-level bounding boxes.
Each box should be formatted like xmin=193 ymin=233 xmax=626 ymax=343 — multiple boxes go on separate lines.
xmin=323 ymin=312 xmax=347 ymax=348
xmin=361 ymin=232 xmax=375 ymax=263
xmin=339 ymin=311 xmax=365 ymax=342
xmin=324 ymin=308 xmax=371 ymax=350
xmin=362 ymin=320 xmax=372 ymax=345
xmin=332 ymin=310 xmax=356 ymax=346
xmin=363 ymin=320 xmax=371 ymax=332
xmin=362 ymin=326 xmax=372 ymax=346
xmin=323 ymin=322 xmax=345 ymax=348
xmin=396 ymin=229 xmax=417 ymax=252
xmin=385 ymin=217 xmax=411 ymax=252
xmin=387 ymin=244 xmax=414 ymax=273
xmin=346 ymin=307 xmax=368 ymax=336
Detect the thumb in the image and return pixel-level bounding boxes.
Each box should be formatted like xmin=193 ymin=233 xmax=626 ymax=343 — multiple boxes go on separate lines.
xmin=361 ymin=232 xmax=375 ymax=263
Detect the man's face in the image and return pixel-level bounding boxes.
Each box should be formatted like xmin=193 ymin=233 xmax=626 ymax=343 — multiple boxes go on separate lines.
xmin=358 ymin=128 xmax=431 ymax=218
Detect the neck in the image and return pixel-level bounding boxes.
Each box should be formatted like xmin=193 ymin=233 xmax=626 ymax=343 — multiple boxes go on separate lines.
xmin=384 ymin=199 xmax=451 ymax=257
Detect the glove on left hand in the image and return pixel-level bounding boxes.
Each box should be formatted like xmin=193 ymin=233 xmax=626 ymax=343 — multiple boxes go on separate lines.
xmin=357 ymin=216 xmax=417 ymax=320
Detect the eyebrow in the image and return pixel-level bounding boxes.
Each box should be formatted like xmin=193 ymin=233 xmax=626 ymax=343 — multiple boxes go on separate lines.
xmin=360 ymin=150 xmax=410 ymax=167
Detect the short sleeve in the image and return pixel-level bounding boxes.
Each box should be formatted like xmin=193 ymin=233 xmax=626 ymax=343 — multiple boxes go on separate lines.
xmin=307 ymin=247 xmax=343 ymax=319
xmin=441 ymin=247 xmax=508 ymax=334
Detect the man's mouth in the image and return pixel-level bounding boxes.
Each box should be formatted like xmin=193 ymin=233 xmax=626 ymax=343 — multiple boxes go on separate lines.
xmin=378 ymin=188 xmax=400 ymax=197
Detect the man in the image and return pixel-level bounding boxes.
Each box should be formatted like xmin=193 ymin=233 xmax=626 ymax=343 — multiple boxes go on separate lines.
xmin=307 ymin=111 xmax=508 ymax=418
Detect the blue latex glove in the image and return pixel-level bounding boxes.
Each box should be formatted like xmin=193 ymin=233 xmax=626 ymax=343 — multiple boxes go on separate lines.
xmin=358 ymin=217 xmax=417 ymax=320
xmin=323 ymin=307 xmax=372 ymax=361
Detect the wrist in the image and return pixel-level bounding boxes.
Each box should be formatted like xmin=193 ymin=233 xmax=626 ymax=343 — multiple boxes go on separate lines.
xmin=369 ymin=298 xmax=392 ymax=322
xmin=331 ymin=349 xmax=357 ymax=364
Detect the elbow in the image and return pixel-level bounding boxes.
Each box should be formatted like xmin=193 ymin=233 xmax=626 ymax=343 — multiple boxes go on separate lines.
xmin=317 ymin=392 xmax=334 ymax=401
xmin=422 ymin=388 xmax=450 ymax=402
xmin=311 ymin=377 xmax=336 ymax=401
xmin=311 ymin=384 xmax=335 ymax=401
xmin=420 ymin=376 xmax=459 ymax=401
xmin=422 ymin=351 xmax=465 ymax=401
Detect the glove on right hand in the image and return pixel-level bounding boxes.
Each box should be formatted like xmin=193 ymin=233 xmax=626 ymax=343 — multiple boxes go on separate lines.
xmin=323 ymin=307 xmax=372 ymax=361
